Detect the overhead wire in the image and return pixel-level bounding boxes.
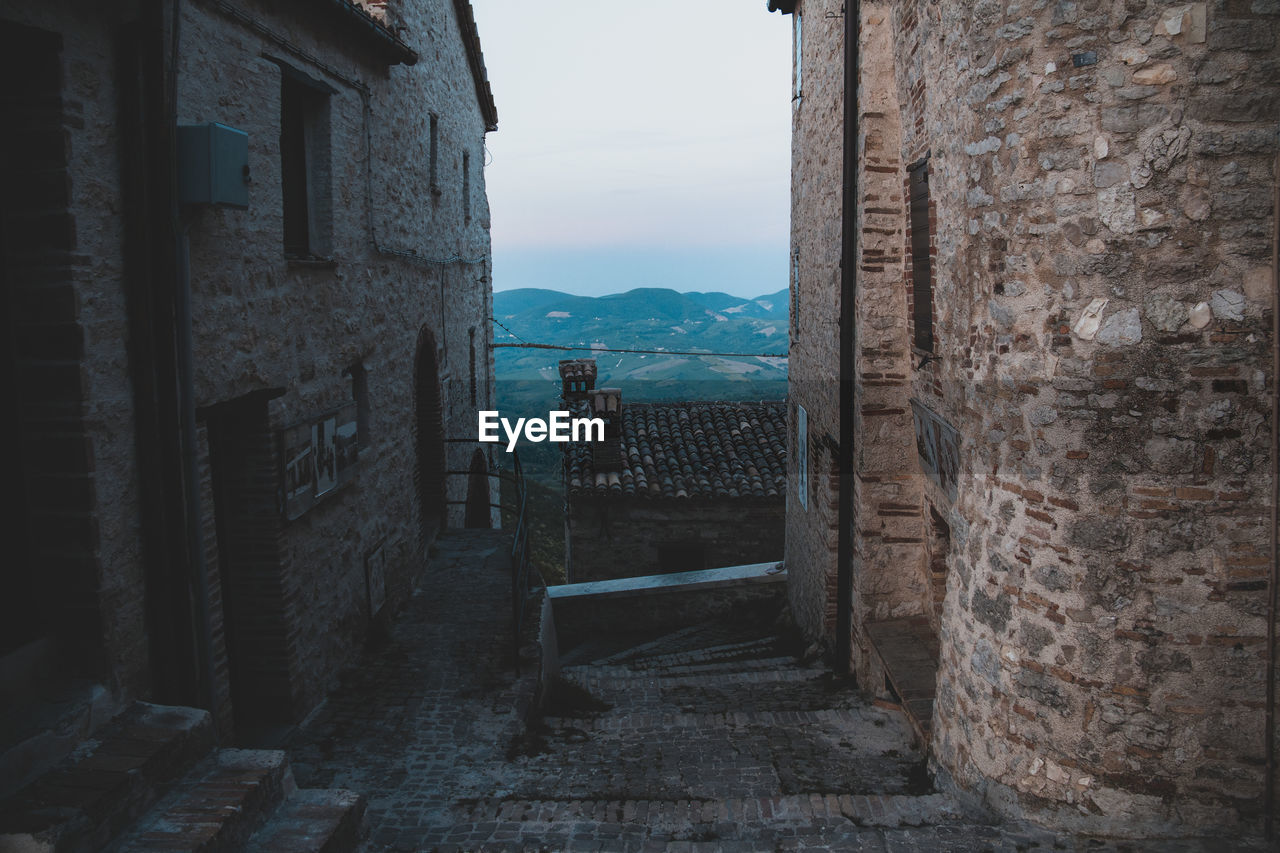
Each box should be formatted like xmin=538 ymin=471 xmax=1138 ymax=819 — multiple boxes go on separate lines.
xmin=489 ymin=337 xmax=787 ymax=360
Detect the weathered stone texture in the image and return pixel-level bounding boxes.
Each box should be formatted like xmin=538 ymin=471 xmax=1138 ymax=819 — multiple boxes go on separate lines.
xmin=787 ymin=0 xmax=1280 ymax=836
xmin=1 ymin=0 xmax=495 ymax=735
xmin=177 ymin=0 xmax=495 ymax=720
xmin=785 ymin=0 xmax=848 ymax=651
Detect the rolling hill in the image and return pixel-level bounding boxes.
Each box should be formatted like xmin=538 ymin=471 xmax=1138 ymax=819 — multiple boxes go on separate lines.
xmin=493 ymin=286 xmax=789 ymax=402
xmin=492 ymin=286 xmax=790 ymax=489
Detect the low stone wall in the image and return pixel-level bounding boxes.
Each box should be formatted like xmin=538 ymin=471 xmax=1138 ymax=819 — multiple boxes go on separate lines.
xmin=549 ymin=564 xmax=788 ymax=650
xmin=567 ymin=500 xmax=785 ymax=583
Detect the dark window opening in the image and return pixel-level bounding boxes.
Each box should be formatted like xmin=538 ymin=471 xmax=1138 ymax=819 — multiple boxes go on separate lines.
xmin=908 ymin=157 xmax=933 ymax=353
xmin=280 ymin=70 xmax=332 ymax=258
xmin=429 ymin=113 xmax=440 ymax=195
xmin=464 ymin=448 xmax=491 ymax=529
xmin=468 ymin=326 xmax=477 ymax=407
xmin=348 ymin=361 xmax=370 ymax=447
xmin=462 ymin=150 xmax=471 ymax=223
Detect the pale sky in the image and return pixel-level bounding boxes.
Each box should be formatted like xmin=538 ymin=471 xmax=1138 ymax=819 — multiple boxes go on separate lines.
xmin=470 ymin=0 xmax=792 ymax=298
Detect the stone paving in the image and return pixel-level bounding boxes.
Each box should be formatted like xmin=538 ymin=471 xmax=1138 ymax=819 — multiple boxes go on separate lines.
xmin=287 ymin=531 xmax=1269 ymax=852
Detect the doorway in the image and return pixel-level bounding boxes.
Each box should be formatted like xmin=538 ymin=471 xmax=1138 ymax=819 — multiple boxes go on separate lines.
xmin=205 ymin=395 xmax=296 ymax=738
xmin=415 ymin=327 xmax=446 ymax=551
xmin=465 ymin=448 xmax=492 ymax=528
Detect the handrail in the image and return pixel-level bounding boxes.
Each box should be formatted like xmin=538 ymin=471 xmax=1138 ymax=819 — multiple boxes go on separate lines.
xmin=508 ymin=451 xmax=540 ymax=674
xmin=439 ymin=444 xmax=539 ymax=672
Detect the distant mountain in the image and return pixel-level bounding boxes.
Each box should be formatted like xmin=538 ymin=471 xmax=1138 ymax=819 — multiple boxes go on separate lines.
xmin=494 ymin=287 xmax=789 ymax=367
xmin=493 ymin=286 xmax=788 ymax=397
xmin=683 ymin=289 xmax=789 ymax=321
xmin=492 ymin=286 xmax=790 ymax=489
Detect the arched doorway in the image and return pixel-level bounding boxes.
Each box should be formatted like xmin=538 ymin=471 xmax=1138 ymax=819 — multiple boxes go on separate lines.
xmin=464 ymin=448 xmax=492 ymax=528
xmin=414 ymin=328 xmax=446 ymax=552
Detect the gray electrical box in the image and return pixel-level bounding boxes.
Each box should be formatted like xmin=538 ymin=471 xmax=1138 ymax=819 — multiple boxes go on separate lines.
xmin=178 ymin=122 xmax=249 ymax=208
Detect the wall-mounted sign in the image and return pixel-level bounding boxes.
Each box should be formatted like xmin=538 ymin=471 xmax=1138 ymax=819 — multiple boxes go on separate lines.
xmin=336 ymin=419 xmax=359 ymax=487
xmin=314 ymin=416 xmax=338 ymax=497
xmin=283 ymin=422 xmax=316 ymax=520
xmin=281 ymin=402 xmax=358 ymax=520
xmin=365 ymin=542 xmax=387 ymax=617
xmin=910 ymin=398 xmax=960 ymax=503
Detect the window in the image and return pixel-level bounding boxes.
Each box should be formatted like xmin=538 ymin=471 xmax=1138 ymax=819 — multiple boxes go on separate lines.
xmin=462 ymin=150 xmax=471 ymax=223
xmin=468 ymin=326 xmax=477 ymax=407
xmin=348 ymin=361 xmax=370 ymax=446
xmin=796 ymin=404 xmax=808 ymax=510
xmin=908 ymin=156 xmax=933 ymax=352
xmin=429 ymin=113 xmax=440 ymax=195
xmin=793 ymin=12 xmax=803 ymax=103
xmin=279 ymin=68 xmax=332 ymax=257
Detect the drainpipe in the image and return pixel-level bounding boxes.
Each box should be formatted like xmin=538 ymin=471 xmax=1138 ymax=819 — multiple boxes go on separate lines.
xmin=165 ymin=0 xmax=220 ymax=736
xmin=835 ymin=0 xmax=862 ymax=673
xmin=1266 ymin=151 xmax=1278 ymax=840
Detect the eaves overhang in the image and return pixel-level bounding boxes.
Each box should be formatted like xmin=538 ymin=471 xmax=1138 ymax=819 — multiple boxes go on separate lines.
xmin=324 ymin=0 xmax=419 ymax=66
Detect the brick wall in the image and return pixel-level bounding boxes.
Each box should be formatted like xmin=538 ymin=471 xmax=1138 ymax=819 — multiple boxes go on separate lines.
xmin=194 ymin=424 xmax=235 ymax=739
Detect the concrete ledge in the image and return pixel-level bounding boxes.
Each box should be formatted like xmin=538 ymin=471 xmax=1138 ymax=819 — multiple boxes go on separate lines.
xmin=549 ymin=562 xmax=785 ymax=601
xmin=549 ymin=562 xmax=786 ymax=649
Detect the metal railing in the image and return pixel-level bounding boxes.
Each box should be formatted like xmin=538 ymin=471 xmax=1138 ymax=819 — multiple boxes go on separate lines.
xmin=443 ymin=444 xmax=538 ymax=672
xmin=507 ymin=452 xmax=536 ymax=673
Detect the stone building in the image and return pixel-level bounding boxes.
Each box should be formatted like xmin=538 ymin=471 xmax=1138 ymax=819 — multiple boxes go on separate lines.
xmin=1 ymin=0 xmax=497 ymax=792
xmin=558 ymin=360 xmax=787 ymax=582
xmin=773 ymin=0 xmax=1279 ymax=838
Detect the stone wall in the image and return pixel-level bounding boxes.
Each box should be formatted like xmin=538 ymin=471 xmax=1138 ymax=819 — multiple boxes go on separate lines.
xmin=0 ymin=1 xmax=150 ymax=702
xmin=784 ymin=0 xmax=1280 ymax=836
xmin=0 ymin=0 xmax=497 ymax=739
xmin=784 ymin=0 xmax=845 ymax=648
xmin=567 ymin=499 xmax=785 ymax=583
xmin=178 ymin=0 xmax=495 ymax=723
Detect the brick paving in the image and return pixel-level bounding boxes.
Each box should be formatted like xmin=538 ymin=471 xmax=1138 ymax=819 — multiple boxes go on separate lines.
xmin=287 ymin=531 xmax=1268 ymax=852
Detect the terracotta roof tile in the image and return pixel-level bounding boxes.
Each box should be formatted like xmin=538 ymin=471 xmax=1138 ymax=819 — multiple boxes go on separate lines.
xmin=567 ymin=401 xmax=787 ymax=501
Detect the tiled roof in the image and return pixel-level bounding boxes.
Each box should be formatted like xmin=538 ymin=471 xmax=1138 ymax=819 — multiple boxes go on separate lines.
xmin=567 ymin=401 xmax=787 ymax=501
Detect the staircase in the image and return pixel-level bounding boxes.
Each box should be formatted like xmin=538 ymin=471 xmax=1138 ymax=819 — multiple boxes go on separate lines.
xmin=443 ymin=621 xmax=971 ymax=849
xmin=0 ymin=703 xmax=365 ymax=853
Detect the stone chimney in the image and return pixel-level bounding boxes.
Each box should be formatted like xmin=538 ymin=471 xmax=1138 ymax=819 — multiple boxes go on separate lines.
xmin=590 ymin=387 xmax=623 ymax=472
xmin=356 ymin=0 xmax=390 ymax=22
xmin=558 ymin=358 xmax=597 ymax=403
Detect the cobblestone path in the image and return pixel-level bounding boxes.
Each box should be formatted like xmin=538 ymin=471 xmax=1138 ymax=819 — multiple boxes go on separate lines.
xmin=287 ymin=531 xmax=1262 ymax=852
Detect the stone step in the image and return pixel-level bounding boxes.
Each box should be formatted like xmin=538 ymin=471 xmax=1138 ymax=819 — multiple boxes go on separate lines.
xmin=244 ymin=788 xmax=366 ymax=853
xmin=451 ymin=792 xmax=967 ymax=838
xmin=596 ymin=635 xmax=781 ymax=669
xmin=539 ymin=706 xmax=887 ymax=736
xmin=566 ymin=665 xmax=829 ymax=693
xmin=109 ymin=748 xmax=293 ymax=852
xmin=567 ymin=655 xmax=808 ymax=680
xmin=0 ymin=702 xmax=214 ymax=853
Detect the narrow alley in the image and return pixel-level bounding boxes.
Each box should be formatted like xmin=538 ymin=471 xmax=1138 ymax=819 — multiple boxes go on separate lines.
xmin=284 ymin=531 xmax=1257 ymax=852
